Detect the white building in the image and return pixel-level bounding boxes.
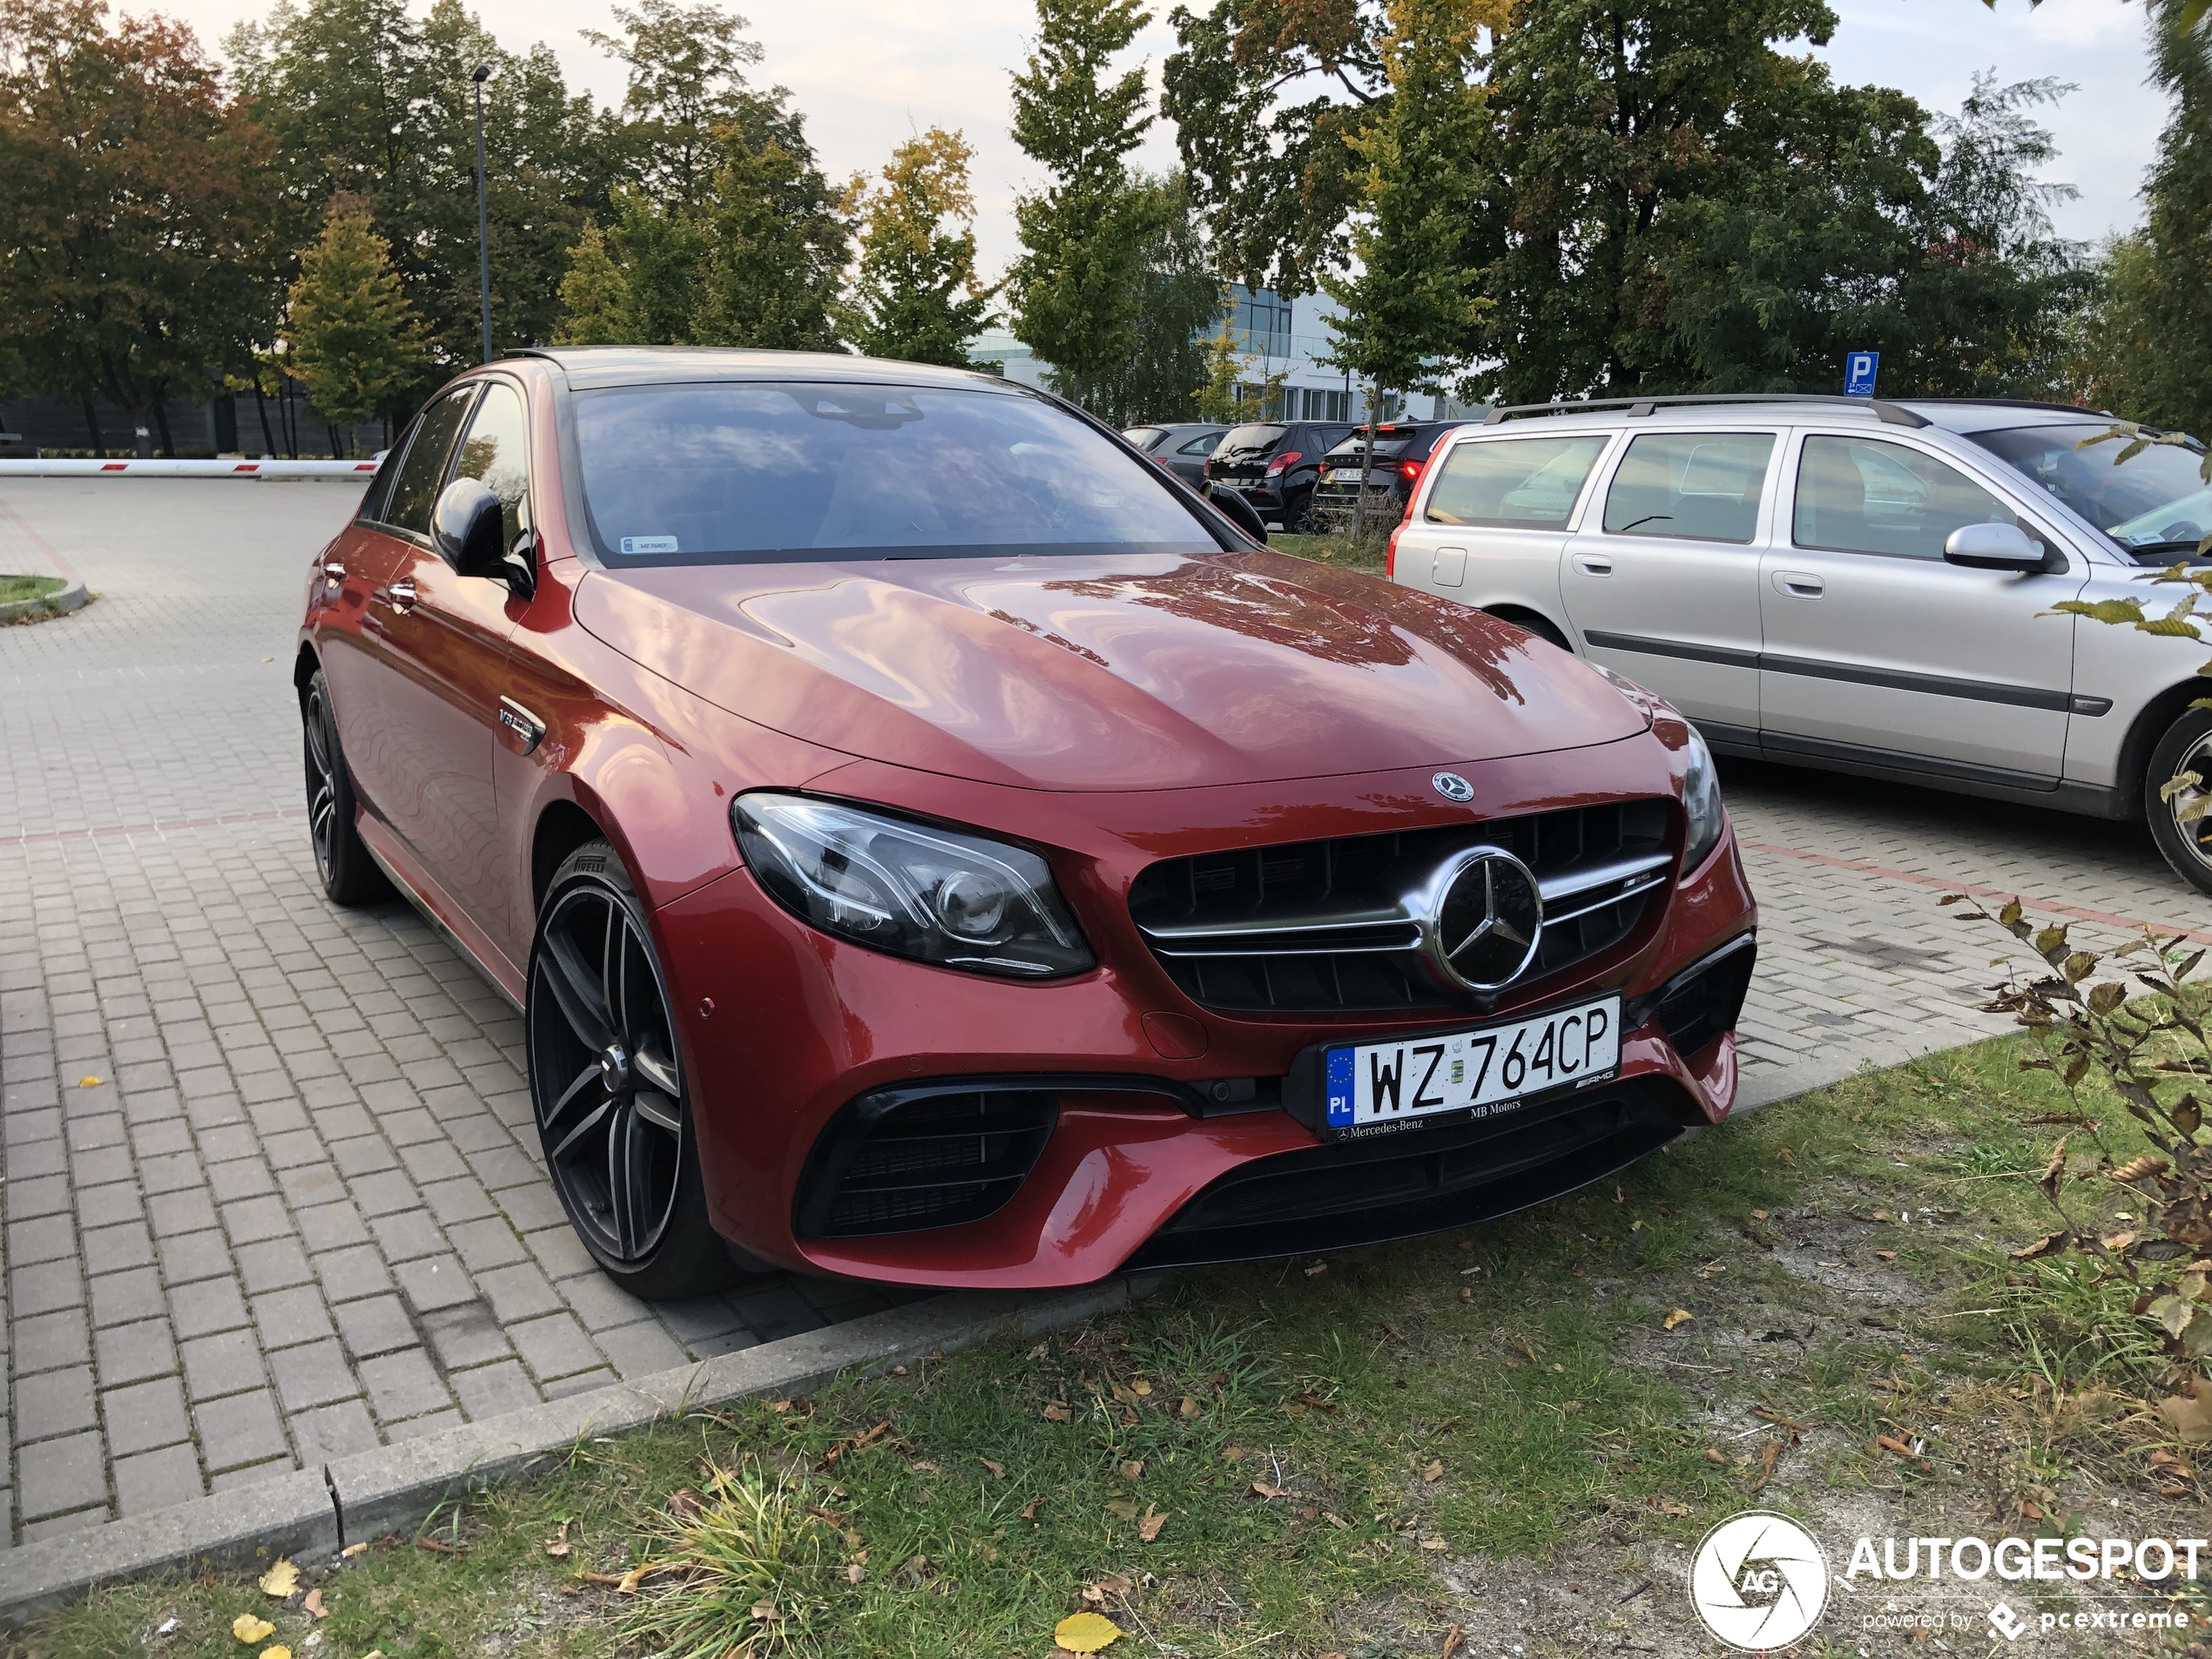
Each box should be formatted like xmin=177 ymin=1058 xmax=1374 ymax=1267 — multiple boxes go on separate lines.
xmin=968 ymin=285 xmax=1480 ymax=424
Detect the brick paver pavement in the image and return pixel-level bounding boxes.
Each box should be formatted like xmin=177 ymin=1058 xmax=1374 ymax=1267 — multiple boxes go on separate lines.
xmin=3 ymin=477 xmax=2208 ymax=1545
xmin=0 ymin=481 xmax=911 ymax=1546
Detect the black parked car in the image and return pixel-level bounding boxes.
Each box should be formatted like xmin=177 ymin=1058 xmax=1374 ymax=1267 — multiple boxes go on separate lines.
xmin=1204 ymin=420 xmax=1356 ymax=531
xmin=1122 ymin=421 xmax=1230 ymax=488
xmin=1311 ymin=420 xmax=1482 ymax=524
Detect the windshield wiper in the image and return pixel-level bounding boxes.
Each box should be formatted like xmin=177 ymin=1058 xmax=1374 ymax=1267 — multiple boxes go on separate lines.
xmin=2120 ymin=537 xmax=2212 ymax=562
xmin=1615 ymin=515 xmax=1674 ymax=533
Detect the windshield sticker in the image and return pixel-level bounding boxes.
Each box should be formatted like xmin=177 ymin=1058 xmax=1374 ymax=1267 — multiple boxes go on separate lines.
xmin=618 ymin=535 xmax=679 ymax=555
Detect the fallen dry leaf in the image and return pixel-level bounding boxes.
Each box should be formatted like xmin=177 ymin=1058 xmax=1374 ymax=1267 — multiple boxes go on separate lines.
xmin=78 ymin=1076 xmax=100 ymax=1088
xmin=1662 ymin=1308 xmax=1694 ymax=1332
xmin=232 ymin=1615 xmax=276 ymax=1643
xmin=1250 ymin=1480 xmax=1287 ymax=1500
xmin=667 ymin=1487 xmax=704 ymax=1523
xmin=1775 ymin=1146 xmax=1795 ymax=1165
xmin=1420 ymin=1459 xmax=1443 ymax=1482
xmin=1873 ymin=1250 xmax=1898 ymax=1262
xmin=2160 ymin=1378 xmax=2212 ymax=1443
xmin=260 ymin=1649 xmax=292 ymax=1659
xmin=1753 ymin=1440 xmax=1783 ymax=1491
xmin=1137 ymin=1504 xmax=1167 ymax=1542
xmin=846 ymin=1561 xmax=866 ymax=1584
xmin=1457 ymin=1286 xmax=1473 ymax=1303
xmin=1221 ymin=1445 xmax=1245 ymax=1461
xmin=1298 ymin=1393 xmax=1339 ymax=1413
xmin=1658 ymin=1501 xmax=1691 ymax=1516
xmin=1020 ymin=1495 xmax=1045 ymax=1521
xmin=1055 ymin=1611 xmax=1127 ymax=1653
xmin=980 ymin=1458 xmax=1006 ymax=1479
xmin=1130 ymin=1379 xmax=1152 ymax=1396
xmin=543 ymin=1521 xmax=571 ymax=1559
xmin=1042 ymin=1399 xmax=1073 ymax=1421
xmin=1179 ymin=1395 xmax=1198 ymax=1417
xmin=1420 ymin=1537 xmax=1452 ymax=1552
xmin=765 ymin=1399 xmax=792 ymax=1413
xmin=1442 ymin=1624 xmax=1465 ymax=1659
xmin=302 ymin=1588 xmax=327 ymax=1619
xmin=1703 ymin=1448 xmax=1729 ymax=1466
xmin=257 ymin=1559 xmax=299 ymax=1599
xmin=1104 ymin=1498 xmax=1139 ymax=1521
xmin=1119 ymin=1459 xmax=1143 ymax=1481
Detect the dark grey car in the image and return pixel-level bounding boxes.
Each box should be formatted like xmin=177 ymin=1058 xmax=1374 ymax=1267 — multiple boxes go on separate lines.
xmin=1123 ymin=422 xmax=1231 ymax=488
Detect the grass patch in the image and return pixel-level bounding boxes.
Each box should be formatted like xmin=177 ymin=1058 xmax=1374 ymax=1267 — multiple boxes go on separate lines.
xmin=22 ymin=1036 xmax=2198 ymax=1656
xmin=1268 ymin=531 xmax=1389 ymax=576
xmin=0 ymin=573 xmax=64 ymax=604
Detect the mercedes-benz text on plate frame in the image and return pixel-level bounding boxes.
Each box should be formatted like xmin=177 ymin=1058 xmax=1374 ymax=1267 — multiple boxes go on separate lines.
xmin=1324 ymin=993 xmax=1621 ymax=1139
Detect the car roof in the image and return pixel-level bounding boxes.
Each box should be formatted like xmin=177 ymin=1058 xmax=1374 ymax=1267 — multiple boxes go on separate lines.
xmin=1463 ymin=393 xmax=2110 ymax=439
xmin=516 ymin=346 xmax=1018 ymax=393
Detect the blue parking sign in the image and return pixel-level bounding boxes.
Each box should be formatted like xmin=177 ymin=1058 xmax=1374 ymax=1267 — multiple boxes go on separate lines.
xmin=1843 ymin=351 xmax=1879 ymax=397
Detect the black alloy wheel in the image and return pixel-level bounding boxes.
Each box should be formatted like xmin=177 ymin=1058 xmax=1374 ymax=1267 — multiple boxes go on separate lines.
xmin=1284 ymin=485 xmax=1318 ymax=534
xmin=527 ymin=840 xmax=734 ymax=1299
xmin=300 ymin=668 xmax=391 ymax=906
xmin=2147 ymin=706 xmax=2212 ymax=898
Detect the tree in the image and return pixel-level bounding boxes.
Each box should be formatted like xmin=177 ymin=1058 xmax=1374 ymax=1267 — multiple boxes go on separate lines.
xmin=581 ymin=0 xmax=784 ymax=208
xmin=2072 ymin=4 xmax=2212 ymax=435
xmin=553 ymin=220 xmax=626 ymax=346
xmin=1194 ymin=307 xmax=1289 ymax=422
xmin=0 ymin=0 xmax=279 ymax=455
xmin=1006 ymin=0 xmax=1161 ymax=409
xmin=286 ymin=196 xmax=427 ymax=443
xmin=852 ymin=127 xmax=995 ymax=367
xmin=687 ymin=130 xmax=852 ymax=350
xmin=1084 ymin=172 xmax=1224 ymax=425
xmin=1163 ymin=0 xmax=1390 ymax=297
xmin=1321 ymin=0 xmax=1499 ymax=531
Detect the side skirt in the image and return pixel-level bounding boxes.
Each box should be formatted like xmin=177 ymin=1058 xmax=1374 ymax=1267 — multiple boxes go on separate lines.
xmin=354 ymin=811 xmax=528 ymax=1009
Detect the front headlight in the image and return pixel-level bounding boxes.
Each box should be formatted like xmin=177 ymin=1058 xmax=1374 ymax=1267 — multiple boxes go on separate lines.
xmin=1681 ymin=725 xmax=1725 ymax=873
xmin=732 ymin=793 xmax=1094 ymax=979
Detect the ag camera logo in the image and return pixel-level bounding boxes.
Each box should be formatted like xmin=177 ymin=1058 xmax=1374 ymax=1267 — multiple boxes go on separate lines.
xmin=1689 ymin=1511 xmax=1830 ymax=1650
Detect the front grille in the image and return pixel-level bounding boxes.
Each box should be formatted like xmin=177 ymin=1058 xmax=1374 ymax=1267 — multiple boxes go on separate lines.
xmin=794 ymin=1085 xmax=1058 ymax=1238
xmin=1129 ymin=799 xmax=1675 ymax=1013
xmin=1127 ymin=1077 xmax=1686 ymax=1268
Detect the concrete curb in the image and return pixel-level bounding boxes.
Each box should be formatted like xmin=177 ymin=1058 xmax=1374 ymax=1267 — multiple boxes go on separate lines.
xmin=0 ymin=1274 xmax=1156 ymax=1625
xmin=0 ymin=578 xmax=86 ymax=624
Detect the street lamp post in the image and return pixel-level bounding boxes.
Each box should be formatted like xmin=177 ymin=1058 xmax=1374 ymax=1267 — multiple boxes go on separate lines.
xmin=471 ymin=63 xmax=493 ymax=363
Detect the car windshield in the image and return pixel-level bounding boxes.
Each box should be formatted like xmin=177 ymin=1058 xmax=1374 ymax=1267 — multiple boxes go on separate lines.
xmin=574 ymin=381 xmax=1220 ymax=563
xmin=1969 ymin=421 xmax=2212 ymax=556
xmin=1217 ymin=423 xmax=1285 ymax=457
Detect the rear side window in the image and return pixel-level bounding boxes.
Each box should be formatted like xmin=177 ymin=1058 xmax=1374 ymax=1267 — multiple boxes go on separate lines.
xmin=1602 ymin=432 xmax=1775 ymax=543
xmin=376 ymin=388 xmax=478 ymax=537
xmin=1177 ymin=432 xmax=1221 ymax=455
xmin=1794 ymin=435 xmax=2019 ymax=561
xmin=1123 ymin=427 xmax=1165 ymax=450
xmin=1425 ymin=435 xmax=1609 ymax=529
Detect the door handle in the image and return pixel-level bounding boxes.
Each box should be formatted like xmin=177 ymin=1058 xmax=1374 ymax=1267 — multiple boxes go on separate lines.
xmin=1772 ymin=570 xmax=1824 ymax=598
xmin=1573 ymin=554 xmax=1613 ymax=577
xmin=382 ymin=577 xmax=418 ymax=613
xmin=321 ymin=558 xmax=344 ymax=583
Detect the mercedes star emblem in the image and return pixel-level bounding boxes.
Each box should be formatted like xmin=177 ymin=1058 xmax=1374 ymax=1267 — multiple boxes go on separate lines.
xmin=1432 ymin=771 xmax=1474 ymax=803
xmin=1425 ymin=846 xmax=1544 ymax=991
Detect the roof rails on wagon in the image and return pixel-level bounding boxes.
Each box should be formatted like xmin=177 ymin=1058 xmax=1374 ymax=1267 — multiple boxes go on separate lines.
xmin=1482 ymin=393 xmax=1932 ymax=428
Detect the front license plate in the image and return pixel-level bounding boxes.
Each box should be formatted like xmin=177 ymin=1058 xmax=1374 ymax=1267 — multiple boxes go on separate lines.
xmin=1322 ymin=995 xmax=1620 ymax=1138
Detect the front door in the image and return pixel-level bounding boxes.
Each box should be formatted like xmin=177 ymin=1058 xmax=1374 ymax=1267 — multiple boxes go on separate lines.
xmin=1561 ymin=428 xmax=1779 ymax=745
xmin=1757 ymin=430 xmax=2088 ymax=786
xmin=367 ymin=379 xmax=534 ymax=947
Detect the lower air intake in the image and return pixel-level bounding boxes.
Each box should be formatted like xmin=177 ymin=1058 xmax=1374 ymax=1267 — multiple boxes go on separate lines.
xmin=794 ymin=1082 xmax=1059 ymax=1238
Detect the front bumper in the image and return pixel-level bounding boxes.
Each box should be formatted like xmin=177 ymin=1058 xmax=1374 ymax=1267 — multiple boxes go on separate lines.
xmin=652 ymin=754 xmax=1757 ymax=1289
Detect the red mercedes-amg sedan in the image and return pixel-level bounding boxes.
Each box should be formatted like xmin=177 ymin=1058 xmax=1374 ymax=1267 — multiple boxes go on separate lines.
xmin=296 ymin=348 xmax=1757 ymax=1301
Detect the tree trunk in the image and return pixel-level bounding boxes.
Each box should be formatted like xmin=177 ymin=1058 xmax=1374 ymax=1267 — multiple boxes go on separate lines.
xmin=79 ymin=395 xmax=105 ymax=458
xmin=152 ymin=395 xmax=177 ymax=458
xmin=251 ymin=381 xmax=274 ymax=457
xmin=327 ymin=424 xmax=344 ymax=460
xmin=1352 ymin=382 xmax=1379 ymax=546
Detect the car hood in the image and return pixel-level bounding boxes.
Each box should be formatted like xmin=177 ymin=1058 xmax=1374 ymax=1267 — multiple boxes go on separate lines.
xmin=574 ymin=550 xmax=1648 ymax=792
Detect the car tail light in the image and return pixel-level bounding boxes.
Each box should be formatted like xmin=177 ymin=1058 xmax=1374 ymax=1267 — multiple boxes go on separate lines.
xmin=1203 ymin=458 xmax=1212 ymax=478
xmin=1387 ymin=519 xmax=1405 ymax=579
xmin=1399 ymin=459 xmax=1423 ymax=484
xmin=1264 ymin=450 xmax=1303 ymax=477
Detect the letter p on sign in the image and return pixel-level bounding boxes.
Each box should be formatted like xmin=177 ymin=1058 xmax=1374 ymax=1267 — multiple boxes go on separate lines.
xmin=1844 ymin=352 xmax=1880 ymax=397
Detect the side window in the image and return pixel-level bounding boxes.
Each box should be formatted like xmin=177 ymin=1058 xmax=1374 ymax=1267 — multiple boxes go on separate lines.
xmin=1793 ymin=435 xmax=2022 ymax=561
xmin=1177 ymin=434 xmax=1219 ymax=455
xmin=1425 ymin=435 xmax=1609 ymax=529
xmin=451 ymin=381 xmax=531 ymax=548
xmin=377 ymin=388 xmax=477 ymax=537
xmin=1602 ymin=431 xmax=1776 ymax=543
xmin=355 ymin=427 xmax=407 ymax=524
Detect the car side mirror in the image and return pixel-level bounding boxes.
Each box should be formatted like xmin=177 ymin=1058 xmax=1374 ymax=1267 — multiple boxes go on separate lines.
xmin=432 ymin=476 xmax=533 ymax=595
xmin=1205 ymin=482 xmax=1268 ymax=544
xmin=1944 ymin=521 xmax=2045 ymax=572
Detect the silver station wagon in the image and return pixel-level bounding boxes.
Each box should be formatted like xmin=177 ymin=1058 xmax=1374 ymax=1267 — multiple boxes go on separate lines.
xmin=1387 ymin=394 xmax=2212 ymax=894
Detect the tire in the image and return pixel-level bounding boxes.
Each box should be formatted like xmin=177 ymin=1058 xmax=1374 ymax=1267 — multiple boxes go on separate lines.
xmin=301 ymin=669 xmax=393 ymax=907
xmin=2145 ymin=705 xmax=2212 ymax=897
xmin=1487 ymin=609 xmax=1571 ymax=651
xmin=526 ymin=840 xmax=737 ymax=1300
xmin=1283 ymin=486 xmax=1318 ymax=534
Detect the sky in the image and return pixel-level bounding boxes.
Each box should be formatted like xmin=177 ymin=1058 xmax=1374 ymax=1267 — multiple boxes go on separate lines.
xmin=152 ymin=0 xmax=2167 ymax=280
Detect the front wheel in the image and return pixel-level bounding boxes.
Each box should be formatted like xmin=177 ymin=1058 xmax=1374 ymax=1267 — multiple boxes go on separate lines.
xmin=2145 ymin=707 xmax=2212 ymax=896
xmin=526 ymin=840 xmax=736 ymax=1300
